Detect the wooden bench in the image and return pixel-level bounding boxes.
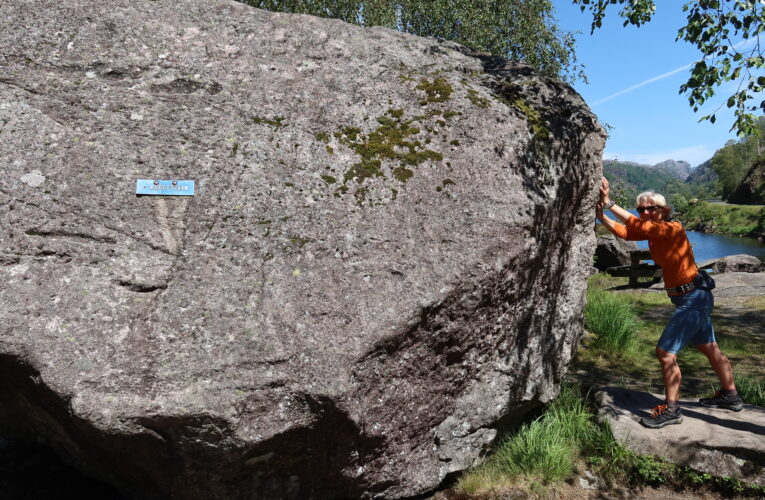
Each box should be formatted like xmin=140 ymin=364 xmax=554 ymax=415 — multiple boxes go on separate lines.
xmin=606 ymin=250 xmax=716 ymax=287
xmin=606 ymin=250 xmax=661 ymax=287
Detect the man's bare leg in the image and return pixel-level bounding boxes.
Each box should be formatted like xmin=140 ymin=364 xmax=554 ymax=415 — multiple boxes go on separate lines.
xmin=695 ymin=342 xmax=735 ymax=391
xmin=656 ymin=347 xmax=681 ymax=402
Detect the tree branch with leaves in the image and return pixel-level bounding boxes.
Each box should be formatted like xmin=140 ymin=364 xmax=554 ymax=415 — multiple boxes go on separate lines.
xmin=574 ymin=0 xmax=765 ymax=136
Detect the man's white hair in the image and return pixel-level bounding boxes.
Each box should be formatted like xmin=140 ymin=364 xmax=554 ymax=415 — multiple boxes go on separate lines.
xmin=636 ymin=191 xmax=668 ymax=207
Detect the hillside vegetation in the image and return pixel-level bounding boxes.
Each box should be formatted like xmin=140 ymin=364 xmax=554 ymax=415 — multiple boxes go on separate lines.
xmin=602 ymin=160 xmax=713 ymax=207
xmin=711 ymin=118 xmax=765 ymax=203
xmin=678 ymin=200 xmax=765 ymax=239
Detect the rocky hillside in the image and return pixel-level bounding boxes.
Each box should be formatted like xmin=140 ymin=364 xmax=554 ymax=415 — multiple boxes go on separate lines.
xmin=653 ymin=159 xmax=691 ymax=180
xmin=729 ymin=157 xmax=765 ymax=204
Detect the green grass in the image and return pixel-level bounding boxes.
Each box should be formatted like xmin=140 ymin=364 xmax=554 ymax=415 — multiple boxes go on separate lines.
xmin=456 ymin=275 xmax=765 ymax=497
xmin=456 ymin=384 xmax=701 ymax=495
xmin=456 ymin=384 xmax=605 ymax=494
xmin=576 ymin=274 xmax=765 ymax=396
xmin=733 ymin=374 xmax=765 ymax=407
xmin=584 ymin=287 xmax=641 ymax=356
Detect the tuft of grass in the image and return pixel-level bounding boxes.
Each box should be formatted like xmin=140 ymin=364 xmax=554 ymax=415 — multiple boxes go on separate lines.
xmin=734 ymin=374 xmax=765 ymax=407
xmin=585 ymin=288 xmax=641 ymax=356
xmin=457 ymin=385 xmax=603 ymax=492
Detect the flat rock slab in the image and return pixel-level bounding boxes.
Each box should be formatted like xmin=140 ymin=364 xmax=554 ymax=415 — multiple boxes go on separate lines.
xmin=596 ymin=387 xmax=765 ymax=486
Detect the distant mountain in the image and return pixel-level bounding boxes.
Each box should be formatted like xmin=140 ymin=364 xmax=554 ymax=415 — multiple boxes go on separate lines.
xmin=603 ymin=159 xmax=682 ymax=196
xmin=653 ymin=160 xmax=691 ymax=180
xmin=686 ymin=159 xmax=717 ymax=184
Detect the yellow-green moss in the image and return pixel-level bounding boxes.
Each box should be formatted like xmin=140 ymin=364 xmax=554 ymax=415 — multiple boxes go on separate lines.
xmin=416 ymin=77 xmax=453 ymax=105
xmin=354 ymin=186 xmax=368 ymax=205
xmin=315 ymin=131 xmax=330 ymax=143
xmin=289 ymin=236 xmax=312 ymax=248
xmin=321 ymin=175 xmax=337 ymax=184
xmin=492 ymin=85 xmax=550 ymax=141
xmin=336 ymin=109 xmax=443 ymax=185
xmin=325 ymin=145 xmax=334 ymax=155
xmin=252 ymin=115 xmax=285 ymax=128
xmin=512 ymin=97 xmax=548 ymax=140
xmin=393 ymin=166 xmax=414 ymax=182
xmin=466 ymin=89 xmax=490 ymax=108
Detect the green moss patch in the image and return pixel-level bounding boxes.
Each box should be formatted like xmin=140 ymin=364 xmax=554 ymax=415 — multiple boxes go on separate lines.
xmin=466 ymin=89 xmax=490 ymax=108
xmin=252 ymin=115 xmax=285 ymax=128
xmin=416 ymin=77 xmax=453 ymax=105
xmin=491 ymin=84 xmax=549 ymax=142
xmin=334 ymin=109 xmax=443 ymax=189
xmin=511 ymin=97 xmax=548 ymax=140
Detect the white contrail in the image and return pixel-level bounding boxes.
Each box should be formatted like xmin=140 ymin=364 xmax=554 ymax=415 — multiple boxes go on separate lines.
xmin=593 ymin=37 xmax=758 ymax=106
xmin=592 ymin=62 xmax=695 ymax=105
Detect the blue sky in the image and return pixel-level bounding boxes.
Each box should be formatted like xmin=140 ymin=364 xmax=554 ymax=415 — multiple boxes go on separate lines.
xmin=554 ymin=2 xmax=742 ymax=168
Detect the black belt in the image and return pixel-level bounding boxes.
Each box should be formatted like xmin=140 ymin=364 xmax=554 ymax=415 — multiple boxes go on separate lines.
xmin=665 ymin=278 xmax=696 ymax=296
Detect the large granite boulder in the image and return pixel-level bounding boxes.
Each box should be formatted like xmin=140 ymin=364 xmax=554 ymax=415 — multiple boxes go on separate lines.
xmin=0 ymin=0 xmax=604 ymax=498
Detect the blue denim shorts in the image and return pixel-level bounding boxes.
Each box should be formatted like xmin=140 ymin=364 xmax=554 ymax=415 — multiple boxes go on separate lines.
xmin=657 ymin=288 xmax=716 ymax=354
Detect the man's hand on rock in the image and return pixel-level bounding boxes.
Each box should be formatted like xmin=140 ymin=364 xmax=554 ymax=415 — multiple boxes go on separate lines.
xmin=599 ymin=177 xmax=611 ymax=205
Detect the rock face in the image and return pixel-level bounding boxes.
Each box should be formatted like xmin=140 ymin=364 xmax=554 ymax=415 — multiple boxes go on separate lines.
xmin=652 ymin=159 xmax=691 ymax=181
xmin=729 ymin=158 xmax=765 ymax=205
xmin=0 ymin=0 xmax=604 ymax=498
xmin=597 ymin=388 xmax=765 ymax=486
xmin=685 ymin=159 xmax=717 ymax=184
xmin=594 ymin=234 xmax=639 ymax=271
xmin=712 ymin=254 xmax=764 ymax=273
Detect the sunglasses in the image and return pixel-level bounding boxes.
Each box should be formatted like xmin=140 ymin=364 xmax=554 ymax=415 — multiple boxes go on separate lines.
xmin=636 ymin=205 xmax=659 ymax=214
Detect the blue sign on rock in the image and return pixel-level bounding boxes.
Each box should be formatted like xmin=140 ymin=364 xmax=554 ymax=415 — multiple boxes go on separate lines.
xmin=136 ymin=179 xmax=195 ymax=196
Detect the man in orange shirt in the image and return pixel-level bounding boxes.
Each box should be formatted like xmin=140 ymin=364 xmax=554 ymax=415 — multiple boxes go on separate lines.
xmin=596 ymin=177 xmax=742 ymax=428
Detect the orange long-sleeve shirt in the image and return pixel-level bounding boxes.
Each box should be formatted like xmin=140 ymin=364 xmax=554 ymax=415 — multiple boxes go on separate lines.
xmin=611 ymin=217 xmax=698 ymax=288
